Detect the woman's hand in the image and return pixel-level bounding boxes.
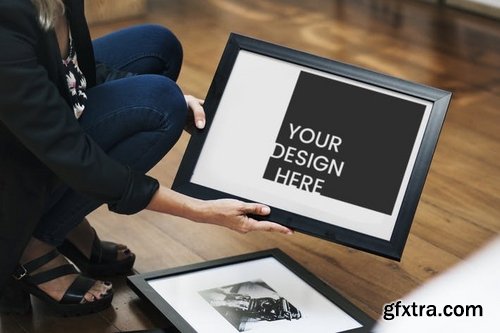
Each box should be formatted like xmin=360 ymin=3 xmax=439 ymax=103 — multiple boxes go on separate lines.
xmin=184 ymin=95 xmax=205 ymax=133
xmin=196 ymin=199 xmax=294 ymax=235
xmin=147 ymin=186 xmax=294 ymax=235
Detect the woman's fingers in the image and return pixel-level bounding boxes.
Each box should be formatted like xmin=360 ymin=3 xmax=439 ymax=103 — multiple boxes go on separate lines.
xmin=240 ymin=203 xmax=294 ymax=235
xmin=200 ymin=199 xmax=293 ymax=235
xmin=241 ymin=202 xmax=271 ymax=216
xmin=185 ymin=95 xmax=205 ymax=129
xmin=247 ymin=219 xmax=294 ymax=235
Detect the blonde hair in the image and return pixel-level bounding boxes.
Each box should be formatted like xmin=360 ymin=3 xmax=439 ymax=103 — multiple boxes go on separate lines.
xmin=31 ymin=0 xmax=65 ymax=30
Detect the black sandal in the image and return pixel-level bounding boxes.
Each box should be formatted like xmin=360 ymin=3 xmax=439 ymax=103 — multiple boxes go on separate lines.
xmin=58 ymin=227 xmax=135 ymax=277
xmin=0 ymin=249 xmax=112 ymax=316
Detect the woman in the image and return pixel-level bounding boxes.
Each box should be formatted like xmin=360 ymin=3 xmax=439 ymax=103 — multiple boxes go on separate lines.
xmin=0 ymin=0 xmax=292 ymax=316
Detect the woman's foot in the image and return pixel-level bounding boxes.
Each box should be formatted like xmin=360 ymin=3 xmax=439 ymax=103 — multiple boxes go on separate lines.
xmin=57 ymin=218 xmax=136 ymax=277
xmin=65 ymin=218 xmax=133 ymax=262
xmin=20 ymin=238 xmax=111 ymax=303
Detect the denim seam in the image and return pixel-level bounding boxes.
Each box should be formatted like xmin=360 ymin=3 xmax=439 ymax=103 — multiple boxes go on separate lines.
xmin=127 ymin=128 xmax=170 ymax=167
xmin=83 ymin=104 xmax=175 ymax=173
xmin=114 ymin=52 xmax=172 ymax=72
xmin=82 ymin=105 xmax=170 ymax=132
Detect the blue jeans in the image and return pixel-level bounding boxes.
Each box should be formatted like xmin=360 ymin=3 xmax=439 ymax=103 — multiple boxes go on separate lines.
xmin=33 ymin=25 xmax=187 ymax=246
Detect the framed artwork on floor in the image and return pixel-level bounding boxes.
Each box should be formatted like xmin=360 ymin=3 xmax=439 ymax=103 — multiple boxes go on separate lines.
xmin=127 ymin=249 xmax=374 ymax=333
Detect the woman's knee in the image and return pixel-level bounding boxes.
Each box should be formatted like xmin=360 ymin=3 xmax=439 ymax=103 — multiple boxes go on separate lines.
xmin=92 ymin=24 xmax=183 ymax=79
xmin=148 ymin=75 xmax=187 ymax=135
xmin=143 ymin=24 xmax=183 ymax=80
xmin=86 ymin=74 xmax=187 ymax=140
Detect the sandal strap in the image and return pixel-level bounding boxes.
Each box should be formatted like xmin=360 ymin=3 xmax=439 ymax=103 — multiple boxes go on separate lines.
xmin=24 ymin=249 xmax=60 ymax=273
xmin=12 ymin=249 xmax=60 ymax=280
xmin=60 ymin=275 xmax=96 ymax=304
xmin=100 ymin=241 xmax=118 ymax=262
xmin=90 ymin=229 xmax=118 ymax=264
xmin=25 ymin=264 xmax=78 ymax=285
xmin=90 ymin=228 xmax=102 ymax=263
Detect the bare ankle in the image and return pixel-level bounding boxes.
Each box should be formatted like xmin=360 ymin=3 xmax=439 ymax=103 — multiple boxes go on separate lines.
xmin=20 ymin=238 xmax=55 ymax=265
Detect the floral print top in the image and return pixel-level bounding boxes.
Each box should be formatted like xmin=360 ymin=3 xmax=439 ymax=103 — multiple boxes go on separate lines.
xmin=62 ymin=32 xmax=87 ymax=119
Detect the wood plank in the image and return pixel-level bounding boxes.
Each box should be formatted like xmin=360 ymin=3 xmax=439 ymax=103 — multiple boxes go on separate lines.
xmin=97 ymin=276 xmax=171 ymax=332
xmin=85 ymin=0 xmax=147 ymax=25
xmin=411 ymin=200 xmax=494 ymax=258
xmin=13 ymin=302 xmax=116 ymax=333
xmin=448 ymin=0 xmax=500 ymax=19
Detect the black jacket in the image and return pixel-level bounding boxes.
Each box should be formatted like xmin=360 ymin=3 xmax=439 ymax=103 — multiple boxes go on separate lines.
xmin=0 ymin=0 xmax=159 ymax=290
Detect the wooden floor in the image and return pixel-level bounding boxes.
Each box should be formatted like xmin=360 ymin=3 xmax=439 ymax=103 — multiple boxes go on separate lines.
xmin=2 ymin=0 xmax=499 ymax=332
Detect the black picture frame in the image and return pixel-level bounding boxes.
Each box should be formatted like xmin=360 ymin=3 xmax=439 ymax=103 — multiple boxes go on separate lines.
xmin=127 ymin=249 xmax=374 ymax=333
xmin=173 ymin=33 xmax=451 ymax=260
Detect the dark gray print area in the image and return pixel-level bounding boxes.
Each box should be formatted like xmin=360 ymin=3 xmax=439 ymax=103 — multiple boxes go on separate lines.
xmin=263 ymin=71 xmax=426 ymax=215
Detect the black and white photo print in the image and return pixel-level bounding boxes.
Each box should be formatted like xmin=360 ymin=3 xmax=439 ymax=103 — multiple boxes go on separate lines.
xmin=200 ymin=280 xmax=302 ymax=332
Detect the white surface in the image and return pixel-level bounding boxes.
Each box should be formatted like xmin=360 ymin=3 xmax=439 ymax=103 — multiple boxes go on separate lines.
xmin=192 ymin=50 xmax=432 ymax=240
xmin=148 ymin=257 xmax=362 ymax=333
xmin=374 ymin=237 xmax=500 ymax=332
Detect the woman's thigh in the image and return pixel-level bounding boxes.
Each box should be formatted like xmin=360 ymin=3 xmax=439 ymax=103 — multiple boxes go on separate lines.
xmin=80 ymin=74 xmax=187 ymax=170
xmin=92 ymin=24 xmax=183 ymax=80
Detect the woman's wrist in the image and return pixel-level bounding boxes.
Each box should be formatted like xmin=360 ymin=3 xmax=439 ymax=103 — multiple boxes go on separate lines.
xmin=182 ymin=197 xmax=209 ymax=223
xmin=146 ymin=185 xmax=208 ymax=222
